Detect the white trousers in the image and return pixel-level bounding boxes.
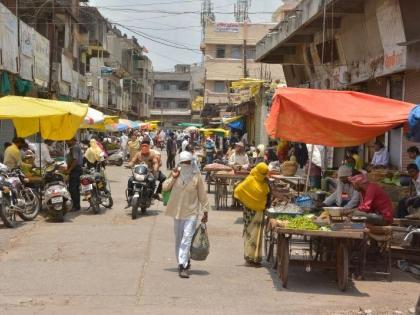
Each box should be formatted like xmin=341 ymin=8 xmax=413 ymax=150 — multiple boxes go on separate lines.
xmin=174 ymin=217 xmax=197 ymax=268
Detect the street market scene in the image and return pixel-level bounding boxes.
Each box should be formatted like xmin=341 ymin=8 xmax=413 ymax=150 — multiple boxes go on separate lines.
xmin=0 ymin=0 xmax=419 ymax=314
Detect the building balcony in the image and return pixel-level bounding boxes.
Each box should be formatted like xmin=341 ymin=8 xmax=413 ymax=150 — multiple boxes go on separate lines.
xmin=150 ymin=108 xmax=191 ymax=116
xmin=256 ymin=0 xmax=363 ymax=63
xmin=154 ymin=90 xmax=191 ymax=99
xmin=204 ymin=90 xmax=241 ymax=106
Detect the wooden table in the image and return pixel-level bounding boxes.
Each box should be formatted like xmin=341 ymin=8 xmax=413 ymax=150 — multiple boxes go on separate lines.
xmin=393 ymin=218 xmax=420 ymax=227
xmin=213 ymin=173 xmax=247 ymax=210
xmin=273 ymin=227 xmax=367 ymax=291
xmin=269 ymin=175 xmax=305 ymax=196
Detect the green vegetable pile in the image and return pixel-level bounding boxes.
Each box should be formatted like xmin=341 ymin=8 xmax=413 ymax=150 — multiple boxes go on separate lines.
xmin=276 ymin=215 xmax=320 ymax=231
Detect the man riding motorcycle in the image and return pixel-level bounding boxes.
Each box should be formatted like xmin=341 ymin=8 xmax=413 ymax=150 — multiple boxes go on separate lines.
xmin=127 ymin=140 xmax=166 ymax=201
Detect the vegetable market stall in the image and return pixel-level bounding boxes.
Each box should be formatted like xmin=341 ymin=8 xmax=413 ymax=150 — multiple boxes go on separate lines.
xmin=263 ymin=87 xmax=415 ymax=289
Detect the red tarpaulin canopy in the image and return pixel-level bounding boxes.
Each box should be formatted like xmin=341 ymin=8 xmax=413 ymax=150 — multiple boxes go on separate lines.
xmin=265 ymin=88 xmax=415 ymax=147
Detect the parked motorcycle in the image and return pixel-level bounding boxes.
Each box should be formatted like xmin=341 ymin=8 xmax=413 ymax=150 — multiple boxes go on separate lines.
xmin=0 ymin=168 xmax=40 ymax=228
xmin=107 ymin=150 xmax=124 ymax=166
xmin=80 ymin=164 xmax=113 ymax=213
xmin=43 ymin=163 xmax=72 ymax=222
xmin=92 ymin=163 xmax=113 ymax=209
xmin=126 ymin=164 xmax=155 ymax=220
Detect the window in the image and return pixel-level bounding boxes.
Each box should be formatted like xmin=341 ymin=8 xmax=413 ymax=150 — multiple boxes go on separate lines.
xmin=163 ymin=83 xmax=170 ymax=90
xmin=216 ymin=45 xmax=226 ymax=58
xmin=231 ymin=46 xmax=242 ymax=59
xmin=316 ymin=40 xmax=339 ymax=64
xmin=214 ymin=81 xmax=226 ymax=93
xmin=179 ymin=81 xmax=189 ymax=91
xmin=155 ymin=101 xmax=161 ymax=108
xmin=155 ymin=83 xmax=162 ymax=91
xmin=170 ymin=84 xmax=177 ymax=91
xmin=246 ymin=47 xmax=256 ymax=60
xmin=178 ymin=101 xmax=188 ymax=108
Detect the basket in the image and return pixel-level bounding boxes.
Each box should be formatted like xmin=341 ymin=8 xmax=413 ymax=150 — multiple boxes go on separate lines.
xmin=367 ymin=169 xmax=391 ymax=182
xmin=281 ymin=163 xmax=298 ymax=176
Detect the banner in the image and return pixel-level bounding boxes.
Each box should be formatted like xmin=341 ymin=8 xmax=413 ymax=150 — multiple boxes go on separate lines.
xmin=61 ymin=54 xmax=73 ymax=83
xmin=0 ymin=3 xmax=18 ymax=73
xmin=34 ymin=32 xmax=50 ymax=87
xmin=19 ymin=21 xmax=35 ymax=81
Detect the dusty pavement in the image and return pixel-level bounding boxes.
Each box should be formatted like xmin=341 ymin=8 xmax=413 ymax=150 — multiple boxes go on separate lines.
xmin=0 ymin=160 xmax=418 ymax=315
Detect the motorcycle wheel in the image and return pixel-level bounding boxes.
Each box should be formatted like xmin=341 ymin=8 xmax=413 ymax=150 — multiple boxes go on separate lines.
xmin=116 ymin=159 xmax=123 ymax=167
xmin=17 ymin=189 xmax=40 ymax=221
xmin=0 ymin=197 xmax=16 ymax=228
xmin=101 ymin=194 xmax=113 ymax=209
xmin=131 ymin=202 xmax=138 ymax=220
xmin=50 ymin=210 xmax=65 ymax=223
xmin=91 ymin=192 xmax=101 ymax=214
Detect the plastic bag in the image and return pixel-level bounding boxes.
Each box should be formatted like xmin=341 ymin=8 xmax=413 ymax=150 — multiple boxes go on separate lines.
xmin=190 ymin=223 xmax=210 ymax=261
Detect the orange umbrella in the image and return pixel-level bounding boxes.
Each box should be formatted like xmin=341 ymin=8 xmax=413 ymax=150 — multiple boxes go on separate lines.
xmin=265 ymin=88 xmax=415 ymax=147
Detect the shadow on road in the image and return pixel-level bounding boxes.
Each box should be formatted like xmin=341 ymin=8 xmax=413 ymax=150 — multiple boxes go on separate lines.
xmin=264 ymin=263 xmax=370 ymax=297
xmin=164 ymin=268 xmax=210 ymax=276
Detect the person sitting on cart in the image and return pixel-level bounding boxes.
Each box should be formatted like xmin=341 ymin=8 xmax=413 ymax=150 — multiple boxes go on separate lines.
xmin=322 ymin=165 xmax=360 ymax=210
xmin=396 ymin=163 xmax=420 ymax=218
xmin=346 ymin=174 xmax=393 ymax=226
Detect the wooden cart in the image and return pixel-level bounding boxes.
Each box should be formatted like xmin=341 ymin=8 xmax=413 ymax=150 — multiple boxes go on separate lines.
xmin=274 ymin=227 xmax=367 ymax=291
xmin=213 ymin=173 xmax=247 ymax=210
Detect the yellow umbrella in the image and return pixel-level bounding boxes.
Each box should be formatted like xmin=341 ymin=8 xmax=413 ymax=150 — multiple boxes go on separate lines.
xmin=0 ymin=96 xmax=88 ymax=140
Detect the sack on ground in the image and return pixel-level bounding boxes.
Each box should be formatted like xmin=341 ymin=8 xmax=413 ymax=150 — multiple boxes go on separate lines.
xmin=190 ymin=223 xmax=210 ymax=261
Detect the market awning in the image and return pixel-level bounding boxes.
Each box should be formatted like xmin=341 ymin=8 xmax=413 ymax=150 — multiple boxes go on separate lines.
xmin=199 ymin=128 xmax=230 ymax=137
xmin=178 ymin=122 xmax=203 ymax=128
xmin=0 ymin=96 xmax=88 ymax=140
xmin=265 ymin=88 xmax=415 ymax=147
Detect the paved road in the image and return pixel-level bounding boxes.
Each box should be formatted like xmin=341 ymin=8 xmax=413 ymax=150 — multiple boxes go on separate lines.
xmin=0 ymin=161 xmax=418 ymax=314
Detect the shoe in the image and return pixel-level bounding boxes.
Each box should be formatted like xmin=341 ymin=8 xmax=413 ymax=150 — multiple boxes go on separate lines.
xmin=178 ymin=265 xmax=190 ymax=279
xmin=153 ymin=194 xmax=162 ymax=201
xmin=186 ymin=260 xmax=191 ymax=270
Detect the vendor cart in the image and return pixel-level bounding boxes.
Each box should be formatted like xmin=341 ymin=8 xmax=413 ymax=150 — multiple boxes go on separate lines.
xmin=274 ymin=227 xmax=367 ymax=291
xmin=213 ymin=172 xmax=248 ymax=210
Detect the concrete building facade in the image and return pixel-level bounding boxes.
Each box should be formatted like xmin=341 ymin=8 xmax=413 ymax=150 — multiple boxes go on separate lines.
xmin=201 ymin=21 xmax=285 ymax=116
xmin=151 ymin=64 xmax=203 ymax=128
xmin=256 ymin=0 xmax=420 ymax=170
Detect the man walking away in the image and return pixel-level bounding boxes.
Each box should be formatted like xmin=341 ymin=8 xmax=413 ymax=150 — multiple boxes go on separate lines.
xmin=65 ymin=138 xmax=83 ymax=212
xmin=120 ymin=132 xmax=129 ymax=161
xmin=166 ymin=132 xmax=177 ymax=170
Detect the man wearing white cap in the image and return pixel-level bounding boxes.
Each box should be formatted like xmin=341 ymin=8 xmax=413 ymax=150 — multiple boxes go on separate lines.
xmin=163 ymin=151 xmax=209 ymax=279
xmin=323 ymin=165 xmax=360 ymax=209
xmin=228 ymin=142 xmax=249 ymax=170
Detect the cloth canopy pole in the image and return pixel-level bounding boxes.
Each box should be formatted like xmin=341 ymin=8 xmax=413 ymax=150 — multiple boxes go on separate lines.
xmin=38 ymin=119 xmax=42 ymax=209
xmin=304 ymin=145 xmax=314 ymax=193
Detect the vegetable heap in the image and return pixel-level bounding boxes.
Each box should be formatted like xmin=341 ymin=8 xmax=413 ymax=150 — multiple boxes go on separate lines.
xmin=276 ymin=215 xmax=320 ymax=231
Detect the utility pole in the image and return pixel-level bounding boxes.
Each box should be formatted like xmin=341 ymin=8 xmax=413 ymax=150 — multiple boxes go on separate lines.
xmin=243 ymin=21 xmax=248 ymax=78
xmin=48 ymin=0 xmax=55 ymax=99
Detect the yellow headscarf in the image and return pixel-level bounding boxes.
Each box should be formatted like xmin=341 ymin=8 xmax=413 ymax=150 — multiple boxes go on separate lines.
xmin=84 ymin=139 xmax=103 ymax=164
xmin=234 ymin=163 xmax=270 ymax=211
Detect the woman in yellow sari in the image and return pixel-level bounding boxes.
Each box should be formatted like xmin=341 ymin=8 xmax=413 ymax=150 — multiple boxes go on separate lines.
xmin=127 ymin=133 xmax=140 ymax=161
xmin=234 ymin=163 xmax=270 ymax=265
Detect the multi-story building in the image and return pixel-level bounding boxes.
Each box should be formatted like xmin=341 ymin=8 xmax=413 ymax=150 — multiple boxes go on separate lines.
xmin=201 ymin=20 xmax=285 ymax=116
xmin=151 ymin=65 xmax=198 ymax=127
xmin=256 ymin=0 xmax=420 ymax=170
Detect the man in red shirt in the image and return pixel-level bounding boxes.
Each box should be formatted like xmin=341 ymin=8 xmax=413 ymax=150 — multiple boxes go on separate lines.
xmin=347 ymin=174 xmax=393 ymax=226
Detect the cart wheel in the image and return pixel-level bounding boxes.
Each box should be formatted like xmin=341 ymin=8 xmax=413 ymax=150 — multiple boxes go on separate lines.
xmin=277 ymin=235 xmax=289 ymax=288
xmin=336 ymin=242 xmax=349 ymax=292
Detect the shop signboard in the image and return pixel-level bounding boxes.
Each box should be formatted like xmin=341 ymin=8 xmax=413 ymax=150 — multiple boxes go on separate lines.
xmin=216 ymin=22 xmax=240 ymax=33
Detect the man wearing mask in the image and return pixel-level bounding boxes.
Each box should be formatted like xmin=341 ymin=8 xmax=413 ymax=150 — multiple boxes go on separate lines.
xmin=65 ymin=138 xmax=83 ymax=212
xmin=128 ymin=140 xmax=166 ymax=199
xmin=3 ymin=137 xmax=26 ymax=170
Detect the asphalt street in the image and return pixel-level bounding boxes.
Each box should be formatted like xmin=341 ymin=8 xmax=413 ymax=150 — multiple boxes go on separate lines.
xmin=0 ymin=157 xmax=418 ymax=315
